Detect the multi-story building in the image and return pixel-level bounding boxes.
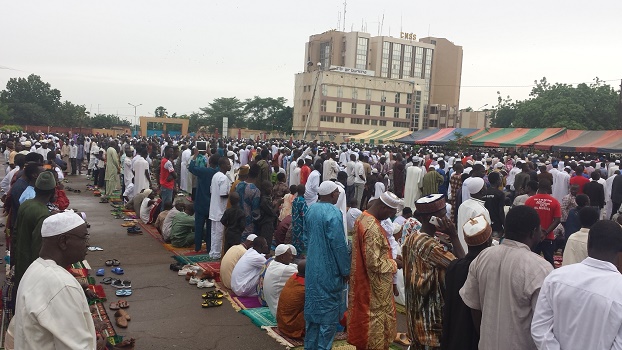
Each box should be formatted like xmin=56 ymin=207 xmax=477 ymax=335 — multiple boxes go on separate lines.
xmin=292 ymin=29 xmax=462 ymax=141
xmin=458 ymin=110 xmax=491 ymax=129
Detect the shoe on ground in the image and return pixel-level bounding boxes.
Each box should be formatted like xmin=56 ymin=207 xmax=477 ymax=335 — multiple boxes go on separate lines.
xmin=197 ymin=279 xmax=215 ymax=288
xmin=189 ymin=276 xmax=201 ymax=285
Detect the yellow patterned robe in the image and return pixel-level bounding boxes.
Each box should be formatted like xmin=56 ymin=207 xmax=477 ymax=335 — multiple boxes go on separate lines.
xmin=348 ymin=211 xmax=398 ymax=350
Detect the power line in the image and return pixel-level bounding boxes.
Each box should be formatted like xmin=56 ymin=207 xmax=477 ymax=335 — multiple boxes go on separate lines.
xmin=435 ymin=78 xmax=622 ymax=88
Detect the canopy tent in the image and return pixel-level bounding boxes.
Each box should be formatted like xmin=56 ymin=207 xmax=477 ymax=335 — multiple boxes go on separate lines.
xmin=350 ymin=129 xmax=414 ymax=144
xmin=533 ymin=130 xmax=622 ymax=153
xmin=468 ymin=128 xmax=566 ymax=148
xmin=393 ymin=129 xmax=441 ymax=144
xmin=414 ymin=128 xmax=482 ymax=145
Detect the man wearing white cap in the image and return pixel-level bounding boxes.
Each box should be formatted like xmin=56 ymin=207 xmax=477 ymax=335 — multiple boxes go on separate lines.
xmin=263 ymin=244 xmax=298 ymax=317
xmin=442 ymin=215 xmax=492 ymax=350
xmin=404 ymin=157 xmax=424 ymax=208
xmin=221 ymin=234 xmax=257 ymax=290
xmin=348 ymin=192 xmax=403 ymax=350
xmin=304 ymin=181 xmax=350 ymax=350
xmin=14 ymin=211 xmax=96 ymax=350
xmin=457 ymin=177 xmax=492 ymax=253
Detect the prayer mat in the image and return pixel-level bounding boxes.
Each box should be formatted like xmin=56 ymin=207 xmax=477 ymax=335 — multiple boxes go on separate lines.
xmin=162 ymin=243 xmax=196 ymax=255
xmin=87 ymin=284 xmax=107 ymax=301
xmin=197 ymin=261 xmax=221 ymax=282
xmin=240 ymin=307 xmax=277 ymax=328
xmin=138 ymin=222 xmax=165 ymax=244
xmin=212 ymin=281 xmax=261 ymax=311
xmin=172 ymin=254 xmax=217 ymax=264
xmin=262 ymin=327 xmax=346 ymax=348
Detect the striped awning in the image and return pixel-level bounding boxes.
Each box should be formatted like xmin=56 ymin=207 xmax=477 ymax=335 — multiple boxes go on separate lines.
xmin=351 ymin=129 xmax=413 ymax=144
xmin=534 ymin=130 xmax=622 ymax=153
xmin=415 ymin=128 xmax=482 ymax=145
xmin=469 ymin=128 xmax=566 ymax=148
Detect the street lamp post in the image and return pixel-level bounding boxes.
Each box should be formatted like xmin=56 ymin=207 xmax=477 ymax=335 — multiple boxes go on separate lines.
xmin=478 ymin=104 xmax=489 ymax=130
xmin=128 ymin=103 xmax=142 ymax=136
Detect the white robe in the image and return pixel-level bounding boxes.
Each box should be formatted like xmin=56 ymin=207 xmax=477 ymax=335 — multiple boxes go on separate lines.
xmin=551 ymin=169 xmax=570 ymax=204
xmin=606 ymin=174 xmax=617 ymax=219
xmin=132 ymin=156 xmax=150 ymax=193
xmin=404 ymin=166 xmax=424 ymax=208
xmin=180 ymin=148 xmax=192 ymax=193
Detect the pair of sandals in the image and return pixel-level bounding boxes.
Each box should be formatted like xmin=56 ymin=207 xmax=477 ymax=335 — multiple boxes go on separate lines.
xmin=65 ymin=187 xmax=82 ymax=193
xmin=201 ymin=290 xmax=224 ymax=308
xmin=105 ymin=259 xmax=121 ymax=266
xmin=115 ymin=289 xmax=132 ymax=297
xmin=102 ymin=277 xmax=129 ymax=285
xmin=111 ymin=267 xmax=124 ymax=275
xmin=127 ymin=227 xmax=142 ymax=234
xmin=109 ymin=299 xmax=130 ymax=310
xmin=112 ymin=279 xmax=132 ymax=289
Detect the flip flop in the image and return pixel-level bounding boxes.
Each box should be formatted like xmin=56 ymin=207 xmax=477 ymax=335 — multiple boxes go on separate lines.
xmin=109 ymin=302 xmax=120 ymax=310
xmin=117 ymin=299 xmax=130 ymax=309
xmin=101 ymin=277 xmax=113 ymax=284
xmin=115 ymin=289 xmax=132 ymax=297
xmin=394 ymin=333 xmax=411 ymax=346
xmin=96 ymin=268 xmax=105 ymax=276
xmin=115 ymin=309 xmax=131 ymax=321
xmin=201 ymin=290 xmax=224 ymax=299
xmin=105 ymin=259 xmax=120 ymax=266
xmin=201 ymin=299 xmax=223 ymax=308
xmin=87 ymin=246 xmax=104 ymax=251
xmin=112 ymin=279 xmax=132 ymax=289
xmin=111 ymin=267 xmax=124 ymax=275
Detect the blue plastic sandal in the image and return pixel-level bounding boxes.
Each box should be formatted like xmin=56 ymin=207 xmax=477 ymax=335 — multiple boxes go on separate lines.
xmin=96 ymin=268 xmax=105 ymax=276
xmin=111 ymin=267 xmax=124 ymax=275
xmin=115 ymin=289 xmax=132 ymax=297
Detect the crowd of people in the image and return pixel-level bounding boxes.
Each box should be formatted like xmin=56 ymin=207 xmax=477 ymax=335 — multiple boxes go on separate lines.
xmin=3 ymin=130 xmax=622 ymax=349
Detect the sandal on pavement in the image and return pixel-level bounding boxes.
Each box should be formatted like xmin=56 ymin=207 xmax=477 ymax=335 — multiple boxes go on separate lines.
xmin=115 ymin=315 xmax=128 ymax=328
xmin=111 ymin=267 xmax=124 ymax=275
xmin=105 ymin=259 xmax=120 ymax=267
xmin=394 ymin=333 xmax=411 ymax=346
xmin=101 ymin=277 xmax=114 ymax=284
xmin=115 ymin=309 xmax=131 ymax=321
xmin=109 ymin=302 xmax=120 ymax=310
xmin=121 ymin=222 xmax=136 ymax=227
xmin=96 ymin=268 xmax=105 ymax=276
xmin=113 ymin=338 xmax=135 ymax=349
xmin=87 ymin=246 xmax=104 ymax=251
xmin=201 ymin=299 xmax=223 ymax=308
xmin=115 ymin=289 xmax=132 ymax=297
xmin=112 ymin=279 xmax=132 ymax=289
xmin=117 ymin=299 xmax=129 ymax=308
xmin=202 ymin=290 xmax=224 ymax=299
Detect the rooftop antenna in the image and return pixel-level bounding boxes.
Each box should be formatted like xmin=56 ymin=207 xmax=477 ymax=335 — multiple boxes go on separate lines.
xmin=343 ymin=0 xmax=347 ymax=31
xmin=380 ymin=13 xmax=384 ymax=36
xmin=428 ymin=24 xmax=431 ymax=37
xmin=337 ymin=11 xmax=341 ymax=31
xmin=400 ymin=15 xmax=403 ymax=34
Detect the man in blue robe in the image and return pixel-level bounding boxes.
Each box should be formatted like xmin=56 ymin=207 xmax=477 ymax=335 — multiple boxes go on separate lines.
xmin=303 ymin=181 xmax=351 ymax=350
xmin=188 ymin=149 xmax=219 ymax=252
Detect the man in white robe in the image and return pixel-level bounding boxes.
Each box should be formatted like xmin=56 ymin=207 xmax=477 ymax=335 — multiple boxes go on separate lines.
xmin=403 ymin=158 xmax=424 ymax=208
xmin=551 ymin=167 xmax=570 ymax=204
xmin=180 ymin=147 xmax=192 ymax=193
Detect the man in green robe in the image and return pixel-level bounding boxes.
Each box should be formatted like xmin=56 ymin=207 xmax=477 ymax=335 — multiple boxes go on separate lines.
xmin=422 ymin=165 xmax=444 ymax=196
xmin=105 ymin=145 xmax=121 ymax=197
xmin=170 ymin=203 xmax=196 ymax=248
xmin=14 ymin=171 xmax=57 ymax=287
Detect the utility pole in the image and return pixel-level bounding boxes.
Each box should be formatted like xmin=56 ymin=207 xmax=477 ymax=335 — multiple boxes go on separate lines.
xmin=128 ymin=103 xmax=142 ymax=136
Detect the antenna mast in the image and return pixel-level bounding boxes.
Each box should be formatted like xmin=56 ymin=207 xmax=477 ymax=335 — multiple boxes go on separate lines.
xmin=343 ymin=0 xmax=347 ymax=31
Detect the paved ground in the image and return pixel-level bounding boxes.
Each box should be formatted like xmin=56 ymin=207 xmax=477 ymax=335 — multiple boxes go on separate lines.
xmin=30 ymin=174 xmax=408 ymax=349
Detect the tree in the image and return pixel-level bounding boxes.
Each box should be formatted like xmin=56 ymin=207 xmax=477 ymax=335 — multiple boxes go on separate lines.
xmin=445 ymin=132 xmax=472 ymax=151
xmin=243 ymin=96 xmax=290 ymax=131
xmin=154 ymin=106 xmax=168 ymax=117
xmin=490 ymin=77 xmax=620 ymax=129
xmin=0 ymin=100 xmax=12 ymax=124
xmin=56 ymin=101 xmax=88 ymax=127
xmin=0 ymin=74 xmax=61 ymax=125
xmin=200 ymin=97 xmax=246 ymax=132
xmin=87 ymin=114 xmax=131 ymax=128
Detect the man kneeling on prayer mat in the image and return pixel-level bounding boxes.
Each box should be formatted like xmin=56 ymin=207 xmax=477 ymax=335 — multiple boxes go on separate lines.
xmin=231 ymin=236 xmax=269 ymax=296
xmin=170 ymin=203 xmax=196 ymax=248
xmin=13 ymin=210 xmax=96 ymax=349
xmin=277 ymin=260 xmax=306 ymax=339
xmin=264 ymin=244 xmax=298 ymax=317
xmin=221 ymin=234 xmax=258 ymax=290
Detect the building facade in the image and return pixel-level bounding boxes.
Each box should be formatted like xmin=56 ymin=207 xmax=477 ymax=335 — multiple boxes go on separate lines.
xmin=292 ymin=29 xmax=462 ymax=141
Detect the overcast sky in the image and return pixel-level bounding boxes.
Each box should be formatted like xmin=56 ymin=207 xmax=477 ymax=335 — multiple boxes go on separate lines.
xmin=1 ymin=0 xmax=621 ymax=123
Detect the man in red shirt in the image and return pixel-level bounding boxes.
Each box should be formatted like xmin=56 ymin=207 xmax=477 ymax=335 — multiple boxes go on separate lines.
xmin=299 ymin=156 xmax=312 ymax=185
xmin=160 ymin=146 xmax=177 ymax=209
xmin=525 ymin=179 xmax=561 ymax=266
xmin=569 ymin=165 xmax=589 ymax=195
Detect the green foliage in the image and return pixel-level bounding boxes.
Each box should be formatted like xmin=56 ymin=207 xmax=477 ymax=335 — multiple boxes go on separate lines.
xmin=0 ymin=74 xmax=61 ymax=125
xmin=490 ymin=77 xmax=620 ymax=130
xmin=0 ymin=125 xmax=23 ymax=132
xmin=0 ymin=100 xmax=12 ymax=124
xmin=200 ymin=97 xmax=246 ymax=132
xmin=154 ymin=106 xmax=168 ymax=117
xmin=88 ymin=114 xmax=131 ymax=128
xmin=445 ymin=132 xmax=472 ymax=151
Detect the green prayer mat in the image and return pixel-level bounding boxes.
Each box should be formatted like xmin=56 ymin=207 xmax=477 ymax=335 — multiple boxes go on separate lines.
xmin=173 ymin=254 xmax=218 ymax=264
xmin=240 ymin=307 xmax=276 ymax=328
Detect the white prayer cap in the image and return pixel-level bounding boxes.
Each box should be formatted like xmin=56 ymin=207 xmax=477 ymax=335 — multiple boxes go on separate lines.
xmin=246 ymin=234 xmax=257 ymax=242
xmin=35 ymin=142 xmax=41 ymax=146
xmin=288 ymin=244 xmax=297 ymax=256
xmin=495 ymin=162 xmax=504 ymax=168
xmin=275 ymin=244 xmax=292 ymax=256
xmin=23 ymin=141 xmax=31 ymax=147
xmin=318 ymin=181 xmax=339 ymax=196
xmin=466 ymin=178 xmax=485 ymax=194
xmin=380 ymin=191 xmax=402 ymax=209
xmin=616 ymin=160 xmax=620 ymax=164
xmin=392 ymin=223 xmax=402 ymax=235
xmin=41 ymin=210 xmax=85 ymax=238
xmin=463 ymin=215 xmax=492 ymax=246
xmin=227 ymin=151 xmax=235 ymax=157
xmin=305 ymin=155 xmax=312 ymax=160
xmin=474 ymin=161 xmax=483 ymax=165
xmin=142 ymin=189 xmax=153 ymax=197
xmin=371 ymin=168 xmax=379 ymax=174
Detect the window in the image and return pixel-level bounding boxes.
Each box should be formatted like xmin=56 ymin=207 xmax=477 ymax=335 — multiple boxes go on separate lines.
xmin=320 ymin=41 xmax=331 ymax=69
xmin=365 ymin=104 xmax=371 ymax=116
xmin=379 ymin=120 xmax=387 ymax=126
xmin=402 ymin=45 xmax=413 ymax=78
xmin=302 ymin=100 xmax=306 ymax=107
xmin=336 ymin=117 xmax=345 ymax=123
xmin=337 ymin=87 xmax=343 ymax=98
xmin=407 ymin=93 xmax=413 ymax=105
xmin=364 ymin=119 xmax=370 ymax=125
xmin=393 ymin=121 xmax=410 ymax=128
xmin=414 ymin=46 xmax=424 ymax=79
xmin=351 ymin=103 xmax=357 ymax=115
xmin=321 ymin=84 xmax=327 ymax=96
xmin=406 ymin=108 xmax=412 ymax=120
xmin=381 ymin=42 xmax=390 ymax=77
xmin=320 ymin=100 xmax=327 ymax=112
xmin=395 ymin=93 xmax=400 ymax=104
xmin=366 ymin=89 xmax=372 ymax=100
xmin=350 ymin=118 xmax=362 ymax=124
xmin=320 ymin=115 xmax=334 ymax=122
xmin=355 ymin=37 xmax=369 ymax=70
xmin=429 ymin=119 xmax=438 ymax=127
xmin=371 ymin=119 xmax=378 ymax=126
xmin=336 ymin=101 xmax=342 ymax=113
xmin=352 ymin=88 xmax=358 ymax=100
xmin=302 ymin=114 xmax=307 ymax=121
xmin=391 ymin=43 xmax=402 ymax=79
xmin=380 ymin=105 xmax=386 ymax=117
xmin=381 ymin=92 xmax=386 ymax=102
xmin=394 ymin=107 xmax=400 ymax=118
xmin=303 ymin=86 xmax=307 ymax=92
